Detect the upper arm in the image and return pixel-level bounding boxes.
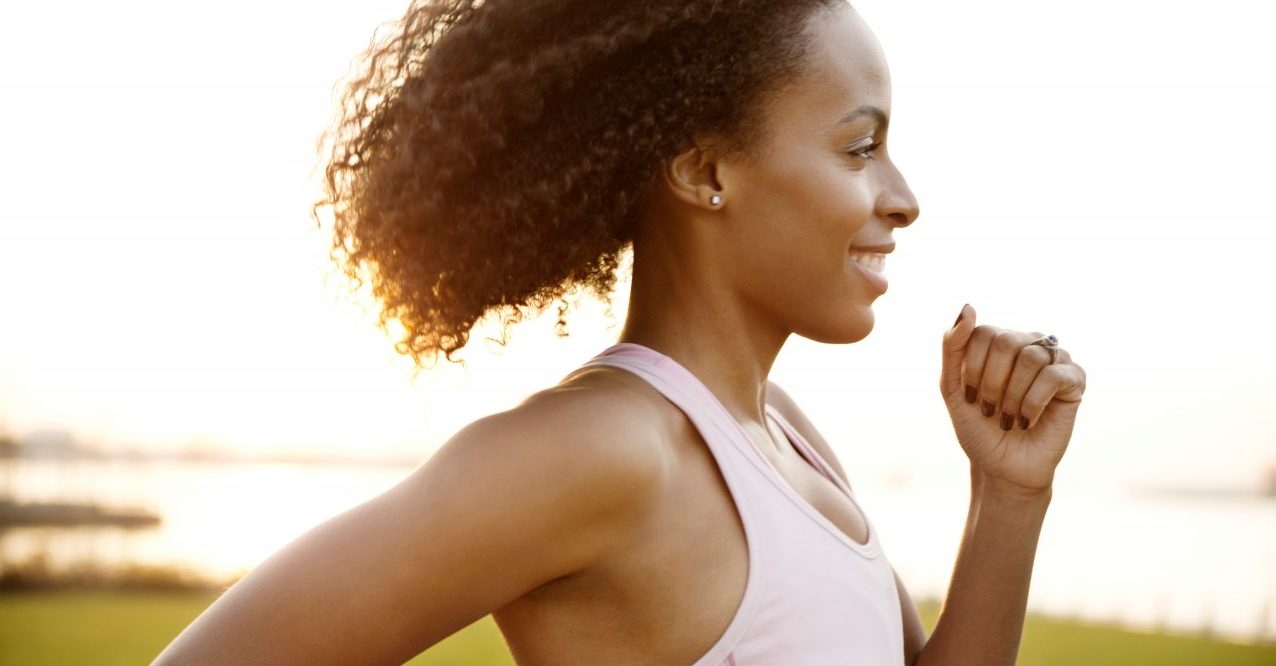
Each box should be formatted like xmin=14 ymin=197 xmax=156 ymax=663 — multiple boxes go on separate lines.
xmin=153 ymin=396 xmax=666 ymax=666
xmin=895 ymin=567 xmax=928 ymax=665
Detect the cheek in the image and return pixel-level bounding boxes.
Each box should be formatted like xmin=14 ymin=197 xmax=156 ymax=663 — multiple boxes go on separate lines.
xmin=731 ymin=154 xmax=876 ymax=274
xmin=759 ymin=155 xmax=876 ymax=229
xmin=745 ymin=199 xmax=877 ymax=284
xmin=809 ymin=163 xmax=877 ymax=228
xmin=746 ymin=167 xmax=854 ymax=228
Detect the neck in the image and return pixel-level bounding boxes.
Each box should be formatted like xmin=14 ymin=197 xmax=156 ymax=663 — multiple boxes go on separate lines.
xmin=616 ymin=230 xmax=789 ymax=427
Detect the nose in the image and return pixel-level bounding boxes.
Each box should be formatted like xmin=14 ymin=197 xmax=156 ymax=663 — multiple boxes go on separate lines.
xmin=876 ymin=165 xmax=920 ymax=228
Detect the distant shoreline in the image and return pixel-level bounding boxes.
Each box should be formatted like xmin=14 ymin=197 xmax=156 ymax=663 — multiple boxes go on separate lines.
xmin=0 ymin=498 xmax=161 ymax=530
xmin=0 ymin=447 xmax=422 ymax=468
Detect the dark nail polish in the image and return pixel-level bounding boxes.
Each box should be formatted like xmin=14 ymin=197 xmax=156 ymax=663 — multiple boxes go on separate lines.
xmin=965 ymin=385 xmax=977 ymax=404
xmin=981 ymin=400 xmax=995 ymax=417
xmin=1000 ymin=413 xmax=1013 ymax=431
xmin=1019 ymin=416 xmax=1029 ymax=430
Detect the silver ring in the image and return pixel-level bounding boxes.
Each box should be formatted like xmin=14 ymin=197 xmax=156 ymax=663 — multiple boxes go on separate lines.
xmin=1029 ymin=334 xmax=1060 ymax=365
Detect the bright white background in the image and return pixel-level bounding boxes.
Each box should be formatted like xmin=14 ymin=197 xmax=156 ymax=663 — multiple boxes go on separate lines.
xmin=1 ymin=0 xmax=1273 ymax=489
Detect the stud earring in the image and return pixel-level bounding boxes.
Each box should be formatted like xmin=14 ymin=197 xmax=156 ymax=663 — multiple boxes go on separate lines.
xmin=709 ymin=194 xmax=722 ymax=206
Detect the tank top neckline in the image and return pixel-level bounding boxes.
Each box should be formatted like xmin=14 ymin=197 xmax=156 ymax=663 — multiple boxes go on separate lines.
xmin=592 ymin=341 xmax=881 ymax=559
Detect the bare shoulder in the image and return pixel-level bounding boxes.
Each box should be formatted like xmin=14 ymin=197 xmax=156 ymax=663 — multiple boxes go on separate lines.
xmin=443 ymin=362 xmax=679 ymax=542
xmin=519 ymin=363 xmax=678 ymax=434
xmin=420 ymin=364 xmax=676 ymax=567
xmin=766 ymin=379 xmax=852 ymax=490
xmin=506 ymin=363 xmax=677 ymax=484
xmin=150 ymin=366 xmax=677 ymax=665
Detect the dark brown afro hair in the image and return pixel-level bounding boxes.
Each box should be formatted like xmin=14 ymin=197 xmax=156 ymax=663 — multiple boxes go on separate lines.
xmin=314 ymin=0 xmax=845 ymax=368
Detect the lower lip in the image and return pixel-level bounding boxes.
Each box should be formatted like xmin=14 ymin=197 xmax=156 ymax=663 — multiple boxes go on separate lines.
xmin=851 ymin=257 xmax=889 ymax=292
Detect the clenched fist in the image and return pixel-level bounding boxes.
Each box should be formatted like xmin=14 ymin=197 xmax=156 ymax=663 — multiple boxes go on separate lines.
xmin=941 ymin=304 xmax=1087 ymax=494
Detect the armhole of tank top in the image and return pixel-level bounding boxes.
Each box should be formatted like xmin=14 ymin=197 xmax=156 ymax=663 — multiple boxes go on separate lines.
xmin=573 ymin=353 xmax=766 ymax=666
xmin=766 ymin=405 xmax=886 ymax=560
xmin=764 ymin=405 xmax=856 ymax=499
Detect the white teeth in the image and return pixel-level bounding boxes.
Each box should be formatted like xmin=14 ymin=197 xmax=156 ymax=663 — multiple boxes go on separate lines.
xmin=850 ymin=251 xmax=886 ymax=273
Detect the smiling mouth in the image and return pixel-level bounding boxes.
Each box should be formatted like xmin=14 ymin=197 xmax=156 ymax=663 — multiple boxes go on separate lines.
xmin=849 ymin=250 xmax=886 ymax=273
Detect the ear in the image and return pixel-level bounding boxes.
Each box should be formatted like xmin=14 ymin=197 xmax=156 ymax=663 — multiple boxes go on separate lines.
xmin=661 ymin=135 xmax=729 ymax=211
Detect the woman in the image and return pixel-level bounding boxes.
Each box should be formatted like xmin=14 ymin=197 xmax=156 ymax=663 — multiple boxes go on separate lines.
xmin=154 ymin=0 xmax=1086 ymax=664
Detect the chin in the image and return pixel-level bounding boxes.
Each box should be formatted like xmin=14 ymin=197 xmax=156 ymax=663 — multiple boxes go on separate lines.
xmin=797 ymin=307 xmax=876 ymax=345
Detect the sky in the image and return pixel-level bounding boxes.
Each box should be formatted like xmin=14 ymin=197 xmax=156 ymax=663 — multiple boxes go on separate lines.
xmin=1 ymin=0 xmax=1274 ymax=491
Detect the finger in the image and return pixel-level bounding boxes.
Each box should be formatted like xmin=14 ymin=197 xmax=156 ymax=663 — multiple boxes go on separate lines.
xmin=977 ymin=330 xmax=1036 ymax=420
xmin=1019 ymin=362 xmax=1085 ymax=429
xmin=960 ymin=324 xmax=999 ymax=407
xmin=940 ymin=303 xmax=976 ymax=396
xmin=998 ymin=340 xmax=1052 ymax=431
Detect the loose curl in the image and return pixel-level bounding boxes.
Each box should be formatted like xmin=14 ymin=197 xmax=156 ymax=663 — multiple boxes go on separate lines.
xmin=314 ymin=0 xmax=843 ymax=368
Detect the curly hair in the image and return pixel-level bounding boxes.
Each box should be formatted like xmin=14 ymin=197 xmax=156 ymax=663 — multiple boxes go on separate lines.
xmin=314 ymin=0 xmax=844 ymax=368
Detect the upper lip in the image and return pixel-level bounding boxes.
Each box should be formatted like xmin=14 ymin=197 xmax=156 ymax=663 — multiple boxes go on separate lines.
xmin=849 ymin=242 xmax=896 ymax=254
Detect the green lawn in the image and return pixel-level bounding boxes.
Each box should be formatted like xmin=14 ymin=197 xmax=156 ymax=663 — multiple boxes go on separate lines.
xmin=1 ymin=590 xmax=1272 ymax=665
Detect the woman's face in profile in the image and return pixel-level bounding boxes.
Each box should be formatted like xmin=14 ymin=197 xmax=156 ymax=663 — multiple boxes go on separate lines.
xmin=720 ymin=5 xmax=920 ymax=344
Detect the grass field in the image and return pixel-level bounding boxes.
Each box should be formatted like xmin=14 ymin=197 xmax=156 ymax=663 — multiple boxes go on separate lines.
xmin=1 ymin=590 xmax=1273 ymax=665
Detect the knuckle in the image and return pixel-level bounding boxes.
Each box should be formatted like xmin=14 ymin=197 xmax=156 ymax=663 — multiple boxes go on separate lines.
xmin=1021 ymin=345 xmax=1052 ymax=366
xmin=991 ymin=331 xmax=1019 ymax=351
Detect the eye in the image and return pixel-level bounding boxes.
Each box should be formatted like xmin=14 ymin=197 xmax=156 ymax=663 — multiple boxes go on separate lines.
xmin=847 ymin=141 xmax=881 ymax=161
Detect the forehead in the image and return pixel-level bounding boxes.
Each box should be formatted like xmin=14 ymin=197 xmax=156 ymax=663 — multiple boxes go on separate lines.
xmin=767 ymin=6 xmax=891 ymax=133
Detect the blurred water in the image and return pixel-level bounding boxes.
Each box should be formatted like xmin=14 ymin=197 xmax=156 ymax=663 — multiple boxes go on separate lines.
xmin=856 ymin=473 xmax=1276 ymax=645
xmin=2 ymin=459 xmax=1273 ymax=644
xmin=0 ymin=459 xmax=411 ymax=583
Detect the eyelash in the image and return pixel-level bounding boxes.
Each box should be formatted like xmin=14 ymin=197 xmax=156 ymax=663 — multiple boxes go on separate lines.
xmin=848 ymin=142 xmax=882 ymax=160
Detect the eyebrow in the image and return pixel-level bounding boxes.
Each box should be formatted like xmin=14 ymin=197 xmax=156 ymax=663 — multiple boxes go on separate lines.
xmin=836 ymin=105 xmax=889 ymax=130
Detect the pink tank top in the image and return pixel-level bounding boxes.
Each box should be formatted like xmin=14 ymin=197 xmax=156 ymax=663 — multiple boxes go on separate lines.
xmin=572 ymin=342 xmax=904 ymax=665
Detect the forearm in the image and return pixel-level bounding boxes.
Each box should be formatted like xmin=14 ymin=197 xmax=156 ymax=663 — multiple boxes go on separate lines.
xmin=914 ymin=466 xmax=1051 ymax=666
